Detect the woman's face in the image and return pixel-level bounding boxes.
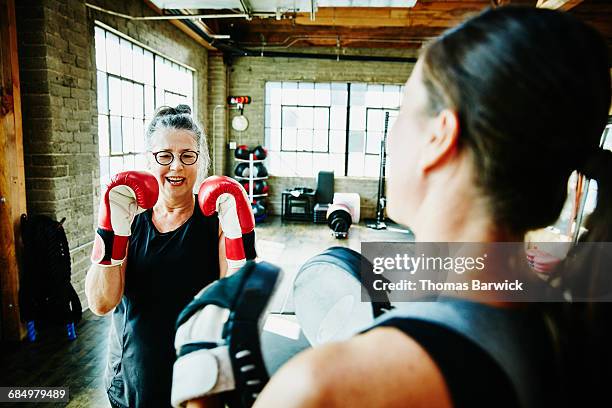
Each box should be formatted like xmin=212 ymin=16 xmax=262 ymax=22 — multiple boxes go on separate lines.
xmin=386 ymin=61 xmax=437 ymax=227
xmin=148 ymin=128 xmax=200 ymax=200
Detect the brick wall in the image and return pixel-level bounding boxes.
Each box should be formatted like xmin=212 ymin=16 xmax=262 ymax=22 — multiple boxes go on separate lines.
xmin=16 ymin=0 xmax=208 ymax=310
xmin=225 ymin=52 xmax=415 ymax=217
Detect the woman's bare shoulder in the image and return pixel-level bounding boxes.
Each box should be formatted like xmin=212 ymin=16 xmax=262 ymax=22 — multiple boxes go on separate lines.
xmin=254 ymin=326 xmax=453 ymax=408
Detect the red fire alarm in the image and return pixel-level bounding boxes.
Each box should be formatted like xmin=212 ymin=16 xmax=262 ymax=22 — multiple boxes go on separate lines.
xmin=227 ymin=96 xmax=252 ymax=105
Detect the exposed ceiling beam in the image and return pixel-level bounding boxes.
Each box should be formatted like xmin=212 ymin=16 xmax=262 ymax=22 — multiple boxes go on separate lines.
xmin=294 ymin=5 xmax=484 ymax=28
xmin=143 ymin=0 xmax=217 ymax=50
xmin=536 ymin=0 xmax=584 ymax=11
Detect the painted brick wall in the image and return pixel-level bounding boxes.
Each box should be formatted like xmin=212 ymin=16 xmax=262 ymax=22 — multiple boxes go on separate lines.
xmin=225 ymin=52 xmax=415 ymax=218
xmin=16 ymin=0 xmax=208 ymax=310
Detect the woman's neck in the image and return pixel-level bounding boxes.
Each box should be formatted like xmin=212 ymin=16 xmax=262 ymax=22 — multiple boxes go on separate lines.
xmin=154 ymin=192 xmax=195 ymax=215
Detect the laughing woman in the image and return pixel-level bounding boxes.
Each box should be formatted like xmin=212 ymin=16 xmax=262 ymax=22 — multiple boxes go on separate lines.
xmin=86 ymin=105 xmax=228 ymax=408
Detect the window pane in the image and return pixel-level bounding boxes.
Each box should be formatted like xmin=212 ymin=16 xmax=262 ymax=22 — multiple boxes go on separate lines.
xmin=133 ymin=83 xmax=144 ymax=119
xmin=366 ymin=131 xmax=382 ymax=155
xmin=106 ymin=32 xmax=120 ymax=75
xmin=314 ymin=108 xmax=329 ymax=130
xmin=98 ymin=114 xmax=109 ymax=157
xmin=297 ymin=107 xmax=313 ymax=129
xmin=94 ymin=27 xmax=106 ymax=72
xmin=330 ymin=130 xmax=346 ymax=153
xmin=282 ymin=82 xmax=298 ymax=105
xmin=122 ymin=80 xmax=134 ymax=117
xmin=348 ymin=130 xmax=364 ymax=153
xmin=269 ymin=105 xmax=281 ymax=128
xmin=296 ymin=152 xmax=312 ymax=176
xmin=364 ymin=154 xmax=380 ymax=178
xmin=135 ymin=153 xmax=147 ymax=170
xmin=348 ymin=152 xmax=364 ymax=177
xmin=120 ymin=38 xmax=133 ymax=79
xmin=279 ymin=151 xmax=297 ymax=176
xmin=108 ymin=76 xmax=122 ymax=115
xmin=123 ymin=154 xmax=135 ymax=171
xmin=110 ymin=156 xmax=123 ymax=176
xmin=312 ymin=153 xmax=331 ymax=174
xmin=267 ymin=128 xmax=281 ymax=151
xmin=122 ymin=117 xmax=134 ymax=152
xmin=133 ymin=45 xmax=144 ymax=83
xmin=297 ymin=129 xmax=313 ymax=151
xmin=330 ymin=106 xmax=346 ymax=130
xmin=97 ymin=71 xmax=108 ymax=114
xmin=282 ymin=107 xmax=298 ymax=128
xmin=314 ymin=83 xmax=331 ymax=106
xmin=383 ymin=84 xmax=401 ymax=108
xmin=143 ymin=50 xmax=154 ymax=85
xmin=366 ymin=84 xmax=384 ymax=107
xmin=266 ymin=82 xmax=282 ymax=105
xmin=331 ymin=83 xmax=347 ymax=105
xmin=100 ymin=156 xmax=110 ymax=185
xmin=331 ymin=153 xmax=345 ymax=176
xmin=298 ymin=82 xmax=314 ymax=106
xmin=282 ymin=127 xmax=297 ymax=151
xmin=134 ymin=119 xmax=145 ymax=152
xmin=350 ymin=106 xmax=366 ymax=131
xmin=144 ymin=85 xmax=154 ymax=118
xmin=110 ymin=115 xmax=122 ymax=154
xmin=313 ymin=130 xmax=328 ymax=152
xmin=367 ymin=109 xmax=385 ymax=132
xmin=350 ymin=83 xmax=367 ymax=105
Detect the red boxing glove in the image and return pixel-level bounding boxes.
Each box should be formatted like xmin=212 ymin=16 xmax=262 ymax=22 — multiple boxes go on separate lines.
xmin=198 ymin=176 xmax=256 ymax=274
xmin=91 ymin=171 xmax=159 ymax=266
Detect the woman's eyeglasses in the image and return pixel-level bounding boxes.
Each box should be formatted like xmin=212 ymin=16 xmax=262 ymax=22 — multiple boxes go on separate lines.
xmin=151 ymin=150 xmax=199 ymax=166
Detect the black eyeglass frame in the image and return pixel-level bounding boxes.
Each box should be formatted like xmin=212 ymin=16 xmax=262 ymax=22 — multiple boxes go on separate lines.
xmin=151 ymin=150 xmax=200 ymax=166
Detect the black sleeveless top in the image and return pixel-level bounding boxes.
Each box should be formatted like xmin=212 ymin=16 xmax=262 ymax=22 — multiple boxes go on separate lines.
xmin=374 ymin=299 xmax=560 ymax=408
xmin=105 ymin=196 xmax=220 ymax=408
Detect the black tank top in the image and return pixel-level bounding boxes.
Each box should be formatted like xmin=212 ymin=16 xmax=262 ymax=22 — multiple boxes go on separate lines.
xmin=105 ymin=195 xmax=220 ymax=408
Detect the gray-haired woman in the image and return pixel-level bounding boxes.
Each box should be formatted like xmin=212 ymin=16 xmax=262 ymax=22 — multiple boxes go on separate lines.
xmin=85 ymin=105 xmax=228 ymax=408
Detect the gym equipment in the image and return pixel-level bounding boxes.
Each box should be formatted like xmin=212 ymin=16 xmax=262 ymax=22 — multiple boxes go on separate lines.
xmin=172 ymin=247 xmax=392 ymax=407
xmin=234 ymin=145 xmax=251 ymax=160
xmin=234 ymin=162 xmax=268 ymax=178
xmin=293 ymin=247 xmax=392 ymax=346
xmin=327 ymin=193 xmax=360 ymax=239
xmin=252 ymin=145 xmax=267 ymax=160
xmin=367 ymin=112 xmax=390 ymax=230
xmin=327 ymin=206 xmax=352 ymax=239
xmin=241 ymin=180 xmax=269 ymax=195
xmin=172 ymin=261 xmax=282 ymax=408
xmin=251 ymin=201 xmax=267 ymax=224
xmin=20 ymin=214 xmax=82 ymax=341
xmin=281 ymin=187 xmax=316 ymax=222
xmin=315 ymin=170 xmax=334 ymax=205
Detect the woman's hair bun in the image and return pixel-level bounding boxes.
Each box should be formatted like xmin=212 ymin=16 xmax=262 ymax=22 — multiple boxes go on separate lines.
xmin=153 ymin=104 xmax=192 ymax=118
xmin=175 ymin=104 xmax=192 ymax=115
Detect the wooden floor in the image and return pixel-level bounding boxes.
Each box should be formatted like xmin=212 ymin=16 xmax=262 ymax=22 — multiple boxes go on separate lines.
xmin=0 ymin=216 xmax=413 ymax=407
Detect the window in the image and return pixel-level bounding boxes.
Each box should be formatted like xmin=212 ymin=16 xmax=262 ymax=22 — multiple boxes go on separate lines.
xmin=94 ymin=25 xmax=194 ymax=185
xmin=265 ymin=81 xmax=402 ymax=177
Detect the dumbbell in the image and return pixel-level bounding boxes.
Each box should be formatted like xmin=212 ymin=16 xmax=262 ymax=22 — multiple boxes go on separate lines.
xmin=234 ymin=162 xmax=268 ymax=178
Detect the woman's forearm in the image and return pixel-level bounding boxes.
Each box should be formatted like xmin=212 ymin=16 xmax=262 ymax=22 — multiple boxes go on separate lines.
xmin=85 ymin=262 xmax=125 ymax=315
